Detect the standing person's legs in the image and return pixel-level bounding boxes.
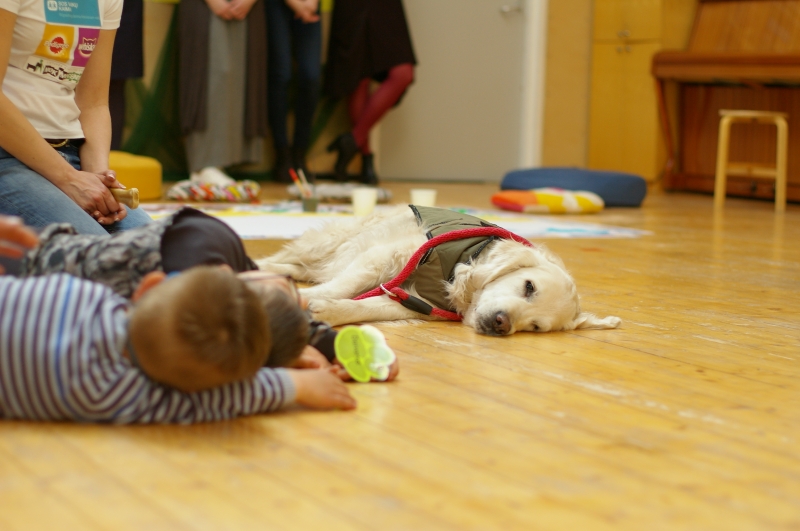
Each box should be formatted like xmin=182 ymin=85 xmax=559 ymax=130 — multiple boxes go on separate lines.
xmin=266 ymin=0 xmax=294 ymax=182
xmin=350 ymin=63 xmax=415 ymax=154
xmin=334 ymin=65 xmax=414 ymax=184
xmin=185 ymin=17 xmax=259 ymax=177
xmin=0 ymin=145 xmax=151 ymax=235
xmin=348 ymin=79 xmax=372 ymax=152
xmin=291 ymin=15 xmax=321 ymax=157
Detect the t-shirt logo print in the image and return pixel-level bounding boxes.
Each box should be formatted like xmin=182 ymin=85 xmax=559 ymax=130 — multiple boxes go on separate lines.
xmin=42 ymin=0 xmax=102 ymax=27
xmin=78 ymin=37 xmax=96 ymax=54
xmin=27 ymin=24 xmax=86 ymax=86
xmin=46 ymin=35 xmax=70 ymax=56
xmin=35 ymin=24 xmax=74 ymax=62
xmin=72 ymin=28 xmax=99 ymax=67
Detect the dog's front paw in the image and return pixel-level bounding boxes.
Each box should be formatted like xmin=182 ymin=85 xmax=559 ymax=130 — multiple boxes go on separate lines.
xmin=572 ymin=312 xmax=622 ymax=330
xmin=307 ymin=298 xmax=348 ymax=326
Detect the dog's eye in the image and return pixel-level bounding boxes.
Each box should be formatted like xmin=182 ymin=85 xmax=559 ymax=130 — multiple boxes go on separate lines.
xmin=532 ymin=323 xmax=540 ymax=331
xmin=525 ymin=281 xmax=536 ymax=297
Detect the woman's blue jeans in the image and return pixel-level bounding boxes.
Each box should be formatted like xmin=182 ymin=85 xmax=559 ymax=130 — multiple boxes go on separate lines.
xmin=0 ymin=143 xmax=152 ymax=235
xmin=265 ymin=0 xmax=321 ymax=151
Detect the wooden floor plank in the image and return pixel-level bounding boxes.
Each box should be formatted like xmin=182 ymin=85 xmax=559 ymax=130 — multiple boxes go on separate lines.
xmin=389 ymin=330 xmax=800 ymax=480
xmin=2 ymin=185 xmax=800 ymax=530
xmin=60 ymin=421 xmax=370 ymax=531
xmin=348 ymin=387 xmax=786 ymax=530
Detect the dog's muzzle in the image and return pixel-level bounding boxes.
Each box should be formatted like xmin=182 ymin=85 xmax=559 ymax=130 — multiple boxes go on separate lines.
xmin=477 ymin=311 xmax=511 ymax=336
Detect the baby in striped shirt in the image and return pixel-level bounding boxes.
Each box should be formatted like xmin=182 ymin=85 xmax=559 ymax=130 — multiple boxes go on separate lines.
xmin=14 ymin=207 xmax=400 ymax=382
xmin=0 ymin=217 xmax=356 ymax=422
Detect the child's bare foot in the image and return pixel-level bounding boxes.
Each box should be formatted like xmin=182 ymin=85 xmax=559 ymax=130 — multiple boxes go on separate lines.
xmin=288 ymin=368 xmax=356 ymax=410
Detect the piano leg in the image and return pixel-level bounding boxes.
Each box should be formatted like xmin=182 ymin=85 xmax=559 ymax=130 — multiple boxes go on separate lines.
xmin=714 ymin=114 xmax=734 ymax=210
xmin=775 ymin=116 xmax=788 ymax=213
xmin=655 ymin=79 xmax=676 ymax=184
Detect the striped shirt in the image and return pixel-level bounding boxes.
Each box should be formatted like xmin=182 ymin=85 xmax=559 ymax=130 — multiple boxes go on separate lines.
xmin=0 ymin=274 xmax=295 ymax=424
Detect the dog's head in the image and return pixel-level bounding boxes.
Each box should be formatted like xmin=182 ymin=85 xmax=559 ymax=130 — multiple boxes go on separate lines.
xmin=447 ymin=239 xmax=621 ymax=336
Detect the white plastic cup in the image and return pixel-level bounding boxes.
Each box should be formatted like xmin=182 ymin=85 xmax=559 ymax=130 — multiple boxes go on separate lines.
xmin=410 ymin=188 xmax=437 ymax=207
xmin=351 ymin=187 xmax=378 ymax=216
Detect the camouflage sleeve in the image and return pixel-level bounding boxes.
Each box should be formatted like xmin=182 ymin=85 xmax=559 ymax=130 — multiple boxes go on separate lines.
xmin=21 ymin=219 xmax=171 ymax=299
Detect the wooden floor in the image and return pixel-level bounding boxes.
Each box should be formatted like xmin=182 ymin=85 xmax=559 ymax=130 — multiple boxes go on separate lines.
xmin=2 ymin=183 xmax=799 ymax=530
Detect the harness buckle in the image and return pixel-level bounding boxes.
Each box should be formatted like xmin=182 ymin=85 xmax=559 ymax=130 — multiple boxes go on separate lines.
xmin=379 ymin=284 xmax=395 ymax=297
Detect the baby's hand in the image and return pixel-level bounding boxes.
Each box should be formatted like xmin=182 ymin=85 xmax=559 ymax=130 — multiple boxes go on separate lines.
xmin=289 ymin=368 xmax=356 ymax=410
xmin=383 ymin=359 xmax=400 ymax=382
xmin=289 ymin=346 xmax=332 ymax=370
xmin=333 ymin=358 xmax=399 ymax=383
xmin=0 ymin=216 xmax=39 ymax=273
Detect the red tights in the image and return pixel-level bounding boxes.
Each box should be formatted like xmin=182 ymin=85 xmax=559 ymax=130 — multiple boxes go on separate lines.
xmin=347 ymin=63 xmax=415 ymax=154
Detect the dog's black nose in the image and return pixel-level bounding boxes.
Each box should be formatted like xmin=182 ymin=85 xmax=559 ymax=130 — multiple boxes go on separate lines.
xmin=492 ymin=311 xmax=511 ymax=335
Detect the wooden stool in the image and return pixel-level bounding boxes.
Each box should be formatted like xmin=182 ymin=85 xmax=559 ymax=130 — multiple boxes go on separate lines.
xmin=714 ymin=110 xmax=788 ymax=212
xmin=108 ymin=151 xmax=163 ymax=201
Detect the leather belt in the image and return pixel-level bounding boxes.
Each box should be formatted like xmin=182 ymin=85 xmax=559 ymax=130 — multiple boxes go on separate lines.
xmin=45 ymin=138 xmax=84 ymax=148
xmin=45 ymin=138 xmax=69 ymax=147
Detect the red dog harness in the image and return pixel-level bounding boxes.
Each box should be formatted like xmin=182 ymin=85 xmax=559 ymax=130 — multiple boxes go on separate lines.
xmin=354 ymin=223 xmax=533 ymax=321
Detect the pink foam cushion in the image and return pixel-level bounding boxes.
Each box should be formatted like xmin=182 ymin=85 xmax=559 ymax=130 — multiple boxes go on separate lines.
xmin=491 ymin=188 xmax=604 ymax=214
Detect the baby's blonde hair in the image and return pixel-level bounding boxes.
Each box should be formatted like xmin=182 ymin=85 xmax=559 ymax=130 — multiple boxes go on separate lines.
xmin=130 ymin=266 xmax=271 ymax=380
xmin=249 ymin=285 xmax=309 ymax=368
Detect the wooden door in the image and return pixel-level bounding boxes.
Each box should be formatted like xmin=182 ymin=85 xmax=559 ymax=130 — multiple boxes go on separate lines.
xmin=588 ymin=40 xmax=662 ymax=180
xmin=375 ymin=0 xmax=534 ymax=182
xmin=594 ymin=0 xmax=663 ymax=41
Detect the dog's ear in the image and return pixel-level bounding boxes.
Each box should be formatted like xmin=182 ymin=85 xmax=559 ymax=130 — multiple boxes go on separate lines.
xmin=570 ymin=312 xmax=621 ymax=330
xmin=447 ymin=240 xmax=543 ymax=312
xmin=448 ymin=261 xmax=478 ymax=311
xmin=534 ymin=243 xmax=567 ymax=270
xmin=472 ymin=240 xmax=543 ymax=284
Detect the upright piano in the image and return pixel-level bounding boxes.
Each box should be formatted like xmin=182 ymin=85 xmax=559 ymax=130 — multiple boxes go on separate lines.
xmin=652 ymin=0 xmax=800 ymax=202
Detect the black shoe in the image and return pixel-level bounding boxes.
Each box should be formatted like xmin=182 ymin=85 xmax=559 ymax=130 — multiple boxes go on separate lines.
xmin=326 ymin=132 xmax=358 ymax=182
xmin=292 ymin=146 xmax=315 ymax=184
xmin=273 ymin=147 xmax=293 ymax=183
xmin=360 ymin=153 xmax=378 ymax=185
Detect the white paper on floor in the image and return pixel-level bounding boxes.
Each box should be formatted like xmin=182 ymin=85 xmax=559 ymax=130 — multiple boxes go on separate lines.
xmin=141 ymin=203 xmax=651 ymax=240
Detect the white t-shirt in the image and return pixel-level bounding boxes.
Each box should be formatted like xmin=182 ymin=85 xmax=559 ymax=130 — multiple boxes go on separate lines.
xmin=0 ymin=0 xmax=122 ymax=138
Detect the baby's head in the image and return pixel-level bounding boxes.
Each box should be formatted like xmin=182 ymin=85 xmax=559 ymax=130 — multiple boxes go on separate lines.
xmin=237 ymin=271 xmax=310 ymax=369
xmin=128 ymin=266 xmax=271 ymax=392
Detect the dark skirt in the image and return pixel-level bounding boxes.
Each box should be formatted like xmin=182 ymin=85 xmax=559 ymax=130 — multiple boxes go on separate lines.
xmin=324 ymin=0 xmax=417 ymax=99
xmin=110 ymin=0 xmax=143 ymax=80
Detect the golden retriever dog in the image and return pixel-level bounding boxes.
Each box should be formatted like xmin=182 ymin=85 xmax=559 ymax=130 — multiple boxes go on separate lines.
xmin=257 ymin=205 xmax=621 ymax=336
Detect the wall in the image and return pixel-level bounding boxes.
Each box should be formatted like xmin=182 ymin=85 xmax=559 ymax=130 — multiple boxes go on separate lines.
xmin=539 ymin=0 xmax=696 ymax=170
xmin=142 ymin=2 xmax=174 ymax=87
xmin=541 ymin=0 xmax=593 ymax=168
xmin=139 ymin=0 xmax=697 ymax=178
xmin=140 ymin=1 xmax=339 ymax=175
xmin=662 ymin=0 xmax=697 ymax=50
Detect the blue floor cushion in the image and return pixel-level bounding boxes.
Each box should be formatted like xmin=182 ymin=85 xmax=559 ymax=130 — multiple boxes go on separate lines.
xmin=501 ymin=168 xmax=647 ymax=207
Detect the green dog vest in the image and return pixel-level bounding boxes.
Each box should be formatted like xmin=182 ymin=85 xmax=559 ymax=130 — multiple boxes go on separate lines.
xmin=406 ymin=205 xmax=501 ymax=311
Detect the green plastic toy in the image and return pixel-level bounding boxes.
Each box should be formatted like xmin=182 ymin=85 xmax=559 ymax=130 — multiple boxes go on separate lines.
xmin=334 ymin=325 xmax=396 ymax=382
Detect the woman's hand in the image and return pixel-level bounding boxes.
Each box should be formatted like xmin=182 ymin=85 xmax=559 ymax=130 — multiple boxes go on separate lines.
xmin=61 ymin=170 xmax=127 ymax=225
xmin=0 ymin=215 xmax=38 ymax=273
xmin=97 ymin=169 xmax=126 ymax=190
xmin=228 ymin=0 xmax=257 ymax=20
xmin=285 ymin=0 xmax=319 ymax=23
xmin=206 ymin=0 xmax=234 ymax=19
